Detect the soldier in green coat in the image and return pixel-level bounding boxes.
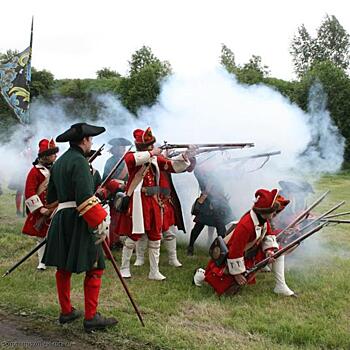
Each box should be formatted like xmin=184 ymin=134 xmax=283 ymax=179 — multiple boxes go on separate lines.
xmin=43 ymin=122 xmax=118 ymax=333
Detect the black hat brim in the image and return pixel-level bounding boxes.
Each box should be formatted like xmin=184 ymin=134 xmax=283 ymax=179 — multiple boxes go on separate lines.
xmin=56 ymin=123 xmax=105 ymax=142
xmin=38 ymin=147 xmax=59 ymax=157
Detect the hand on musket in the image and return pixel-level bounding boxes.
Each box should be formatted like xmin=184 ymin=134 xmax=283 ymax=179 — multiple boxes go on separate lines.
xmin=88 ymin=144 xmax=105 ymax=163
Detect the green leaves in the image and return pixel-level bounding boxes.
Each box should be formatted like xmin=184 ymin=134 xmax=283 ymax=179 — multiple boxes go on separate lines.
xmin=291 ymin=15 xmax=350 ymax=78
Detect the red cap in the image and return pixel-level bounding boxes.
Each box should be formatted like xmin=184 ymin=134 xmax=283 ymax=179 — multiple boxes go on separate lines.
xmin=38 ymin=138 xmax=59 ymax=157
xmin=133 ymin=127 xmax=156 ymax=147
xmin=253 ymin=188 xmax=279 ymax=214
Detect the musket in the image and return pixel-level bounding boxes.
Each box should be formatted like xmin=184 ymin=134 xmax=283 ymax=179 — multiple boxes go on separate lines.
xmin=224 ymin=151 xmax=281 ymax=163
xmin=2 ymin=240 xmax=46 ymax=277
xmin=99 ymin=145 xmax=132 ymax=189
xmin=102 ymin=242 xmax=145 ymax=326
xmin=297 ymin=201 xmax=345 ymax=233
xmin=278 ymin=201 xmax=345 ymax=244
xmin=167 ymin=147 xmax=249 ymax=158
xmin=324 ymin=211 xmax=350 ymax=219
xmin=160 ymin=142 xmax=255 ymax=150
xmin=276 ymin=190 xmax=329 ymax=239
xmin=88 ymin=143 xmax=105 ymax=163
xmin=227 ymin=222 xmax=328 ymax=295
xmin=321 ymin=219 xmax=350 ymax=224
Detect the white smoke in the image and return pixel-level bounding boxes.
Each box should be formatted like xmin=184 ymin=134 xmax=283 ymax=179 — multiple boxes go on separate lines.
xmin=296 ymin=80 xmax=345 ymax=174
xmin=0 ymin=68 xmax=345 ymax=255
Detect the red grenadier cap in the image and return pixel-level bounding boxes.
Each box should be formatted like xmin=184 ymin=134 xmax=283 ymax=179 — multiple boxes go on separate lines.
xmin=133 ymin=127 xmax=156 ymax=147
xmin=253 ymin=188 xmax=279 ymax=214
xmin=38 ymin=138 xmax=59 ymax=158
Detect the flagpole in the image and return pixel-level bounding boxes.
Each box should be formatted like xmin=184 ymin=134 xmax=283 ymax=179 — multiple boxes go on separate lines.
xmin=26 ymin=16 xmax=33 ymax=124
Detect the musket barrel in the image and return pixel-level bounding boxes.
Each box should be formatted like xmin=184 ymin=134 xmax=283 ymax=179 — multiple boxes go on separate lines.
xmin=324 ymin=211 xmax=350 ymax=219
xmin=100 ymin=145 xmax=132 ymax=189
xmin=247 ymin=222 xmax=328 ymax=276
xmin=276 ymin=190 xmax=330 ymax=239
xmin=161 ymin=142 xmax=255 ymax=149
xmin=88 ymin=144 xmax=105 ymax=163
xmin=299 ymin=200 xmax=345 ymax=233
xmin=102 ymin=242 xmax=145 ymax=326
xmin=2 ymin=239 xmax=47 ymax=277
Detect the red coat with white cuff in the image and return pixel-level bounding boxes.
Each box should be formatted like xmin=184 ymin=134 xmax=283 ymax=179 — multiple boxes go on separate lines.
xmin=22 ymin=165 xmax=51 ymax=238
xmin=116 ymin=151 xmax=190 ymax=241
xmin=204 ymin=210 xmax=279 ymax=295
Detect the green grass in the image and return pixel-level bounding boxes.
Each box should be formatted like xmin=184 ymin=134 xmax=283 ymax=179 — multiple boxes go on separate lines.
xmin=1 ymin=176 xmax=350 ymax=350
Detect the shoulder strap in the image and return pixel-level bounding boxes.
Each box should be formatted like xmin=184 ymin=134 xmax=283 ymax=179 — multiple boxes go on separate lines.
xmin=36 ymin=177 xmax=49 ymax=196
xmin=126 ymin=164 xmax=150 ymax=196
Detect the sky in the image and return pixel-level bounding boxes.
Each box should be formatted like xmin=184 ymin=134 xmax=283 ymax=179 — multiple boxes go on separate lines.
xmin=1 ymin=0 xmax=349 ymax=81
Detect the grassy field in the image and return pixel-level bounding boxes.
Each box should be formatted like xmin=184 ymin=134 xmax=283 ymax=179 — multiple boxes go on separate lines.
xmin=0 ymin=175 xmax=350 ymax=350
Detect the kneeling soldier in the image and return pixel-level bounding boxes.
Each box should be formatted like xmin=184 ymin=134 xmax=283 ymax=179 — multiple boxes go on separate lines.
xmin=193 ymin=188 xmax=295 ymax=297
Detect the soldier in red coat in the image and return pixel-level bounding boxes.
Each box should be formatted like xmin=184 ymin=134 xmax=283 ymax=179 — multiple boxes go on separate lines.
xmin=193 ymin=188 xmax=296 ymax=297
xmin=117 ymin=127 xmax=191 ymax=280
xmin=133 ymin=153 xmax=196 ymax=268
xmin=22 ymin=138 xmax=59 ymax=270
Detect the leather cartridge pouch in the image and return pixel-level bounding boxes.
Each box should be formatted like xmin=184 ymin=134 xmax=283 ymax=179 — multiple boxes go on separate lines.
xmin=209 ymin=236 xmax=229 ymax=267
xmin=114 ymin=192 xmax=130 ymax=212
xmin=191 ymin=193 xmax=207 ymax=215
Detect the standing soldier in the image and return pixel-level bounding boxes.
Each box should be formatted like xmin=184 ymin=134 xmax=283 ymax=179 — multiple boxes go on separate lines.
xmin=22 ymin=138 xmax=59 ymax=270
xmin=42 ymin=122 xmax=118 ymax=332
xmin=134 ymin=156 xmax=196 ymax=268
xmin=117 ymin=127 xmax=191 ymax=280
xmin=187 ymin=160 xmax=234 ymax=256
xmin=102 ymin=137 xmax=131 ymax=249
xmin=102 ymin=137 xmax=131 ymax=181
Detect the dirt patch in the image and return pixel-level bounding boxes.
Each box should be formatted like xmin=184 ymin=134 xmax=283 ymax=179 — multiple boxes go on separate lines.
xmin=0 ymin=311 xmax=97 ymax=350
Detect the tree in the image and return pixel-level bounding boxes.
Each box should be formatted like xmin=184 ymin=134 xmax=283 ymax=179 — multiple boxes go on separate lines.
xmin=220 ymin=44 xmax=236 ymax=73
xmin=0 ymin=49 xmax=19 ymax=63
xmin=290 ymin=15 xmax=350 ymax=78
xmin=128 ymin=45 xmax=172 ymax=77
xmin=30 ymin=68 xmax=55 ymax=98
xmin=96 ymin=67 xmax=120 ymax=79
xmin=220 ymin=44 xmax=269 ymax=84
xmin=116 ymin=46 xmax=172 ymax=114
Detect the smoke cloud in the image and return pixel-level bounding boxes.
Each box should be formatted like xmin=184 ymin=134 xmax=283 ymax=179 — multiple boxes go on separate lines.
xmin=0 ymin=68 xmax=345 ymax=256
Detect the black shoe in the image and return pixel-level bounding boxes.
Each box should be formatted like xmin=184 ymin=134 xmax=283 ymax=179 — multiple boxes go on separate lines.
xmin=59 ymin=307 xmax=83 ymax=324
xmin=187 ymin=246 xmax=194 ymax=256
xmin=83 ymin=312 xmax=118 ymax=333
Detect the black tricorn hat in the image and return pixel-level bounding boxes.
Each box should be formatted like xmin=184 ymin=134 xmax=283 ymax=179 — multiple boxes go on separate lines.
xmin=56 ymin=123 xmax=105 ymax=143
xmin=108 ymin=137 xmax=132 ymax=146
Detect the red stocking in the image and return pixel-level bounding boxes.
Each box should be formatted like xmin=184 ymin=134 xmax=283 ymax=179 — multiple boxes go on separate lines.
xmin=55 ymin=269 xmax=72 ymax=315
xmin=84 ymin=269 xmax=104 ymax=320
